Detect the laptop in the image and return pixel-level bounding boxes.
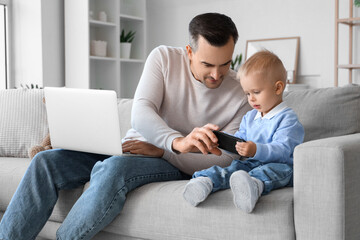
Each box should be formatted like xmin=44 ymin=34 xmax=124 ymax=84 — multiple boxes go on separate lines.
xmin=44 ymin=87 xmax=123 ymax=156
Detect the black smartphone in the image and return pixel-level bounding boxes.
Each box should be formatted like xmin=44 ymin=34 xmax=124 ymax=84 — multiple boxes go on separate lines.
xmin=213 ymin=130 xmax=245 ymax=154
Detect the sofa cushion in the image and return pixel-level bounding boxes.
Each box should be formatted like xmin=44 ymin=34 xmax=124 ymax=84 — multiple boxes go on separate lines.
xmin=101 ymin=181 xmax=295 ymax=240
xmin=0 ymin=89 xmax=49 ymax=157
xmin=0 ymin=156 xmax=84 ymax=223
xmin=0 ymin=157 xmax=31 ymax=211
xmin=117 ymin=98 xmax=133 ymax=139
xmin=284 ymin=84 xmax=360 ymax=142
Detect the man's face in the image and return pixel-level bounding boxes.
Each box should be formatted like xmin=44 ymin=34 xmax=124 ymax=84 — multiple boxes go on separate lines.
xmin=187 ymin=36 xmax=234 ymax=89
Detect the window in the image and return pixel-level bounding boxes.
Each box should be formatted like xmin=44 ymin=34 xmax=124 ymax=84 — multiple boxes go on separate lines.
xmin=0 ymin=0 xmax=9 ymax=90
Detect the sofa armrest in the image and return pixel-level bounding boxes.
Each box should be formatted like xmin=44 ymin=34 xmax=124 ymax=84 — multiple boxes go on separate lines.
xmin=294 ymin=133 xmax=360 ymax=240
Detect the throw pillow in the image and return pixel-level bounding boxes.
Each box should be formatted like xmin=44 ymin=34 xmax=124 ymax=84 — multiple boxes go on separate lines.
xmin=0 ymin=89 xmax=49 ymax=157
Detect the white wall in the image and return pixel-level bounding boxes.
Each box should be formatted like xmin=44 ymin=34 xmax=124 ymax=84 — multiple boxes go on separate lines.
xmin=11 ymin=0 xmax=64 ymax=88
xmin=41 ymin=0 xmax=64 ymax=87
xmin=147 ymin=0 xmax=360 ymax=88
xmin=11 ymin=0 xmax=43 ymax=87
xmin=9 ymin=0 xmax=359 ymax=89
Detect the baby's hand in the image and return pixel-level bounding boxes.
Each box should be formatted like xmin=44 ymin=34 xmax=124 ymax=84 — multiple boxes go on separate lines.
xmin=235 ymin=141 xmax=256 ymax=157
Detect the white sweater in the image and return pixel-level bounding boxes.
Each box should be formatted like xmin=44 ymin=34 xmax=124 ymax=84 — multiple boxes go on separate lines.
xmin=129 ymin=46 xmax=251 ymax=175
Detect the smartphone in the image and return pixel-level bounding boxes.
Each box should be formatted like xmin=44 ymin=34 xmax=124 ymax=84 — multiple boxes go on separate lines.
xmin=213 ymin=130 xmax=245 ymax=154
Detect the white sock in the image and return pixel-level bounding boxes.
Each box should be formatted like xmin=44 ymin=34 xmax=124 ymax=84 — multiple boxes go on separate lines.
xmin=230 ymin=170 xmax=264 ymax=213
xmin=183 ymin=177 xmax=213 ymax=207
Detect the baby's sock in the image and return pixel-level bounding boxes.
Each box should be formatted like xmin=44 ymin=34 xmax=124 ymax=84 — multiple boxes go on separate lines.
xmin=183 ymin=177 xmax=213 ymax=207
xmin=230 ymin=170 xmax=264 ymax=213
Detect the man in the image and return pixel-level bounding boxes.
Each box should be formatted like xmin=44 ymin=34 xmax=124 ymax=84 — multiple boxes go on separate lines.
xmin=0 ymin=13 xmax=250 ymax=239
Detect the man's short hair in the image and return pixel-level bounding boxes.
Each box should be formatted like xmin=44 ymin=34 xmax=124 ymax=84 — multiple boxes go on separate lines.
xmin=189 ymin=13 xmax=238 ymax=52
xmin=238 ymin=50 xmax=287 ymax=84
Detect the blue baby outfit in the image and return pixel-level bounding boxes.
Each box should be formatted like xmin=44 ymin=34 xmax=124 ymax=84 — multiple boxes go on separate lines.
xmin=194 ymin=102 xmax=305 ymax=194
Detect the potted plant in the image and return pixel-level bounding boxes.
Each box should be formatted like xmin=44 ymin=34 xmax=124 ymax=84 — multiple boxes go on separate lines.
xmin=120 ymin=29 xmax=136 ymax=59
xmin=230 ymin=53 xmax=242 ymax=71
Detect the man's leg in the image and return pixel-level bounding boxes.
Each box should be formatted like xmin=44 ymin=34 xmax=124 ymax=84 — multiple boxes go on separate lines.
xmin=56 ymin=155 xmax=186 ymax=240
xmin=0 ymin=149 xmax=108 ymax=240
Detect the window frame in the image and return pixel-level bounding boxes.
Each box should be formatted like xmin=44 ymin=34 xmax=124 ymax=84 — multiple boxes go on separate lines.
xmin=0 ymin=0 xmax=10 ymax=89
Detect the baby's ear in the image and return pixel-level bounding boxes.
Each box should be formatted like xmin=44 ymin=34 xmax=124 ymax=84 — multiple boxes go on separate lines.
xmin=275 ymin=80 xmax=285 ymax=95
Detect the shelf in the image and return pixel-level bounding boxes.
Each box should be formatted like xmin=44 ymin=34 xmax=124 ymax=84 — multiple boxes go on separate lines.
xmin=337 ymin=17 xmax=360 ymax=26
xmin=90 ymin=20 xmax=116 ymax=27
xmin=120 ymin=58 xmax=144 ymax=63
xmin=120 ymin=14 xmax=144 ymax=22
xmin=66 ymin=0 xmax=146 ymax=97
xmin=90 ymin=56 xmax=117 ymax=61
xmin=337 ymin=64 xmax=360 ymax=69
xmin=334 ymin=0 xmax=359 ymax=86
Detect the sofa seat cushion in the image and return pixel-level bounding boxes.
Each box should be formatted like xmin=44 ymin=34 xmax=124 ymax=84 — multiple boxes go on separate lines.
xmin=101 ymin=181 xmax=295 ymax=240
xmin=0 ymin=157 xmax=84 ymax=224
xmin=0 ymin=157 xmax=31 ymax=211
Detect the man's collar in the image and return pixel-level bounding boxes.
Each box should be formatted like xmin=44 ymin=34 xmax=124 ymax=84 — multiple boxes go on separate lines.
xmin=254 ymin=102 xmax=288 ymax=120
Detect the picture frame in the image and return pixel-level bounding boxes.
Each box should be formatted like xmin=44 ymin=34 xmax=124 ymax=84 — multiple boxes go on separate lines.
xmin=245 ymin=37 xmax=300 ymax=83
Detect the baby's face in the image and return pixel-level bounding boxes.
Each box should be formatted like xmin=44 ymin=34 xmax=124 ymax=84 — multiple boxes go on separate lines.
xmin=240 ymin=73 xmax=282 ymax=116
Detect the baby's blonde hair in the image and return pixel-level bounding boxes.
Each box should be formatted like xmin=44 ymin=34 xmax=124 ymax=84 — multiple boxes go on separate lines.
xmin=237 ymin=50 xmax=287 ymax=84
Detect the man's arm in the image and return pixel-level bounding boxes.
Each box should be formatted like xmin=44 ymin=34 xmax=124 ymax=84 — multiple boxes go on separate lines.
xmin=122 ymin=140 xmax=164 ymax=157
xmin=131 ymin=47 xmax=228 ymax=155
xmin=162 ymin=149 xmax=239 ymax=175
xmin=131 ymin=47 xmax=183 ymax=152
xmin=172 ymin=123 xmax=221 ymax=155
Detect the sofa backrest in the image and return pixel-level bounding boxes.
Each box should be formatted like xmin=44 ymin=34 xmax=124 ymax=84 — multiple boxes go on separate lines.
xmin=2 ymin=85 xmax=357 ymax=158
xmin=117 ymin=98 xmax=133 ymax=139
xmin=0 ymin=89 xmax=135 ymax=158
xmin=284 ymin=84 xmax=360 ymax=142
xmin=118 ymin=85 xmax=360 ymax=143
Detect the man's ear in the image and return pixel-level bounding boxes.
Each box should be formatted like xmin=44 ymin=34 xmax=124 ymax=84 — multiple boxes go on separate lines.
xmin=275 ymin=81 xmax=285 ymax=95
xmin=186 ymin=45 xmax=193 ymax=60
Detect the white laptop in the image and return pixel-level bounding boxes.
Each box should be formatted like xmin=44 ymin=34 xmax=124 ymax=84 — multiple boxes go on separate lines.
xmin=44 ymin=87 xmax=123 ymax=155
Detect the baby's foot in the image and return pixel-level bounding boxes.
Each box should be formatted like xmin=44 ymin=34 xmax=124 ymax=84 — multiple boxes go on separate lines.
xmin=183 ymin=177 xmax=213 ymax=207
xmin=230 ymin=170 xmax=264 ymax=213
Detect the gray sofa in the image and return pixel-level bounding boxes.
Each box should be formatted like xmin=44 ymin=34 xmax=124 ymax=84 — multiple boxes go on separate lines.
xmin=0 ymin=84 xmax=360 ymax=240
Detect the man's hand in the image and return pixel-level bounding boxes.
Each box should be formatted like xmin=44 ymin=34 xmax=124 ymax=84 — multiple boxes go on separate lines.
xmin=235 ymin=141 xmax=256 ymax=157
xmin=172 ymin=123 xmax=222 ymax=156
xmin=122 ymin=140 xmax=164 ymax=157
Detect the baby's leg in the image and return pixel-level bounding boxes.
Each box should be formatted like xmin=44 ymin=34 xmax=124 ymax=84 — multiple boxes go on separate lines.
xmin=183 ymin=176 xmax=213 ymax=207
xmin=230 ymin=170 xmax=264 ymax=213
xmin=183 ymin=159 xmax=261 ymax=207
xmin=230 ymin=163 xmax=293 ymax=213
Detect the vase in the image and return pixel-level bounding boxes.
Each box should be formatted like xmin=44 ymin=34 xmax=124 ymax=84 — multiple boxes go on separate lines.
xmin=120 ymin=42 xmax=132 ymax=59
xmin=90 ymin=40 xmax=107 ymax=57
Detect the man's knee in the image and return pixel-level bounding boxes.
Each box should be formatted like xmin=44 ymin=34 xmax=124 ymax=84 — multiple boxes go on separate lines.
xmin=31 ymin=149 xmax=65 ymax=172
xmin=91 ymin=156 xmax=132 ymax=178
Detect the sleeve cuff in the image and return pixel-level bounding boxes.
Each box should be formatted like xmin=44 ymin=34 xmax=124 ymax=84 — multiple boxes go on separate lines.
xmin=165 ymin=133 xmax=184 ymax=154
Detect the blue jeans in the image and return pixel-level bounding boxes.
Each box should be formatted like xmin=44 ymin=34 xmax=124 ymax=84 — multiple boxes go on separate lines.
xmin=194 ymin=159 xmax=293 ymax=194
xmin=0 ymin=149 xmax=186 ymax=240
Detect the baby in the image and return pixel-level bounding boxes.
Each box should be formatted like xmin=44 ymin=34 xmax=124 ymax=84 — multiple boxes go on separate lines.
xmin=183 ymin=50 xmax=305 ymax=213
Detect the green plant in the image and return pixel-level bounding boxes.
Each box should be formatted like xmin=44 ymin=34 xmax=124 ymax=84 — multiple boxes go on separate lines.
xmin=230 ymin=53 xmax=242 ymax=71
xmin=120 ymin=29 xmax=136 ymax=43
xmin=355 ymin=0 xmax=360 ymax=7
xmin=18 ymin=83 xmax=43 ymax=89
